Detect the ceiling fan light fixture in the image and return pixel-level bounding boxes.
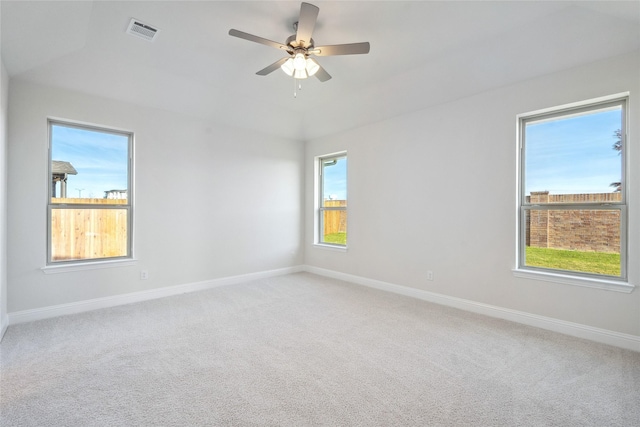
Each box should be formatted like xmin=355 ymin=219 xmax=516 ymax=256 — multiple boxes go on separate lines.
xmin=294 ymin=68 xmax=308 ymax=79
xmin=280 ymin=58 xmax=295 ymax=76
xmin=305 ymin=58 xmax=319 ymax=77
xmin=293 ymin=53 xmax=307 ymax=70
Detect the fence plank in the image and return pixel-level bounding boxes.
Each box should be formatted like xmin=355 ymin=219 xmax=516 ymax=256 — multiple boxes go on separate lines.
xmin=51 ymin=198 xmax=128 ymax=261
xmin=323 ymin=200 xmax=347 ymax=235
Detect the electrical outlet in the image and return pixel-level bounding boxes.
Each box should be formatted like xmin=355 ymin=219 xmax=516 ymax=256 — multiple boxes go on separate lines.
xmin=140 ymin=270 xmax=149 ymax=280
xmin=427 ymin=271 xmax=434 ymax=281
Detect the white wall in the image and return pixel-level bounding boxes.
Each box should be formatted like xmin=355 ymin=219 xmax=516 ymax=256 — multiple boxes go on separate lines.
xmin=7 ymin=80 xmax=303 ymax=313
xmin=305 ymin=51 xmax=640 ymax=337
xmin=0 ymin=60 xmax=9 ymax=338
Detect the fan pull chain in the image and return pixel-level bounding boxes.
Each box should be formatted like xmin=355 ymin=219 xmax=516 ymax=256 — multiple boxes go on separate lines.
xmin=293 ymin=79 xmax=303 ymax=98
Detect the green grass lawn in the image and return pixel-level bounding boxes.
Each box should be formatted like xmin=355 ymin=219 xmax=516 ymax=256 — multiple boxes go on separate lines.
xmin=525 ymin=246 xmax=620 ymax=276
xmin=323 ymin=233 xmax=347 ymax=245
xmin=318 ymin=237 xmax=618 ymax=275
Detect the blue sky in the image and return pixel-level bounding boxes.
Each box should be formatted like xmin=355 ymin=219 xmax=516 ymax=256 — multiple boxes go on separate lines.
xmin=323 ymin=157 xmax=347 ymax=200
xmin=51 ymin=107 xmax=618 ymax=201
xmin=524 ymin=107 xmax=621 ymax=195
xmin=51 ymin=124 xmax=129 ymax=199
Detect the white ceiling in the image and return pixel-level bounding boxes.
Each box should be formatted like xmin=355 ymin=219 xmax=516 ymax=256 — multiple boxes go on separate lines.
xmin=2 ymin=1 xmax=639 ymax=140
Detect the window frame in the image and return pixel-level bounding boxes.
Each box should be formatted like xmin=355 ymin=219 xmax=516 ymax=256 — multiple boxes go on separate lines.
xmin=46 ymin=119 xmax=134 ymax=266
xmin=316 ymin=152 xmax=347 ymax=249
xmin=515 ymin=94 xmax=631 ymax=290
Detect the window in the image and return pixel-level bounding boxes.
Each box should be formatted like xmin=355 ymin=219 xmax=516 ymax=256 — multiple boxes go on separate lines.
xmin=48 ymin=120 xmax=133 ymax=264
xmin=317 ymin=153 xmax=347 ymax=246
xmin=518 ymin=96 xmax=627 ymax=282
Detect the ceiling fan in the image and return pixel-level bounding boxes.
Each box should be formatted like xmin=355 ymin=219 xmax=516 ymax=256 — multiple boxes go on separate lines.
xmin=228 ymin=2 xmax=370 ymax=83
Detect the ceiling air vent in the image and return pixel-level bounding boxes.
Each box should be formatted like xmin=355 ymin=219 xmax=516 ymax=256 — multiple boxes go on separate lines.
xmin=126 ymin=19 xmax=159 ymax=42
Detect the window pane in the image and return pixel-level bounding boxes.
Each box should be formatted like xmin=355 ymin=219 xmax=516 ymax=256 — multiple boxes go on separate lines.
xmin=51 ymin=208 xmax=129 ymax=261
xmin=49 ymin=121 xmax=132 ymax=264
xmin=321 ymin=208 xmax=347 ymax=245
xmin=524 ymin=208 xmax=621 ymax=276
xmin=322 ymin=156 xmax=347 ymax=207
xmin=524 ymin=106 xmax=622 ymax=197
xmin=51 ymin=124 xmax=129 ymax=202
xmin=520 ymin=99 xmax=626 ymax=280
xmin=320 ymin=155 xmax=347 ymax=246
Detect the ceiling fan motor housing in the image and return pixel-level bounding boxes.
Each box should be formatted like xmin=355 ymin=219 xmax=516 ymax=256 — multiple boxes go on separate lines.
xmin=285 ymin=34 xmax=314 ymax=51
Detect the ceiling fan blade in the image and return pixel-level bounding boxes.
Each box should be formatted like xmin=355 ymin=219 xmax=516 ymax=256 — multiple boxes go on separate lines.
xmin=296 ymin=2 xmax=319 ymax=48
xmin=229 ymin=29 xmax=289 ymax=51
xmin=314 ymin=64 xmax=332 ymax=82
xmin=256 ymin=57 xmax=290 ymax=76
xmin=313 ymin=42 xmax=370 ymax=56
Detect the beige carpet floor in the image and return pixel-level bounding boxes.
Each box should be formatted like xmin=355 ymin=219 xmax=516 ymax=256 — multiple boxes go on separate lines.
xmin=1 ymin=272 xmax=639 ymax=426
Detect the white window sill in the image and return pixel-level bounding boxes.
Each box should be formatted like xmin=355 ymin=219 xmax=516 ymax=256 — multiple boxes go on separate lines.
xmin=313 ymin=243 xmax=348 ymax=252
xmin=42 ymin=258 xmax=138 ymax=274
xmin=512 ymin=268 xmax=635 ymax=293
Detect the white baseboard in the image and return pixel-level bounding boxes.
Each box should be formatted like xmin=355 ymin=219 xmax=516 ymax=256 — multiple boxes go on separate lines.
xmin=8 ymin=266 xmax=304 ymax=326
xmin=0 ymin=313 xmax=8 ymax=342
xmin=304 ymin=265 xmax=640 ymax=353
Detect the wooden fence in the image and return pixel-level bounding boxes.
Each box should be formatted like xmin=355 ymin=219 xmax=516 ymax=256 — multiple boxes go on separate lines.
xmin=323 ymin=200 xmax=347 ymax=235
xmin=51 ymin=198 xmax=128 ymax=261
